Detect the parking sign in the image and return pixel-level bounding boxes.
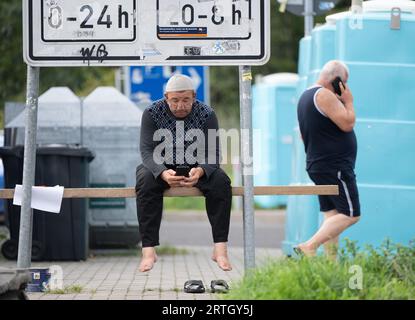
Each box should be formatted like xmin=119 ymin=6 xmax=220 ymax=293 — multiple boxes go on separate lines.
xmin=23 ymin=0 xmax=270 ymax=66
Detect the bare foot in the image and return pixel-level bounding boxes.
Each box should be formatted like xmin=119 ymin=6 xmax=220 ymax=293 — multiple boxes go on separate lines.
xmin=139 ymin=247 xmax=158 ymax=272
xmin=296 ymin=243 xmax=317 ymax=257
xmin=212 ymin=242 xmax=232 ymax=271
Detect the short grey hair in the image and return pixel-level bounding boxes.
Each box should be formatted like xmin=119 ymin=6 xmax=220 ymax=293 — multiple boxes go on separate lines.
xmin=319 ymin=60 xmax=349 ymax=82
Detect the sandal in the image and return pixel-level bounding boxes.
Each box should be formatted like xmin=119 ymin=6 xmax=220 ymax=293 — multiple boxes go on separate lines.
xmin=210 ymin=280 xmax=229 ymax=294
xmin=184 ymin=280 xmax=205 ymax=293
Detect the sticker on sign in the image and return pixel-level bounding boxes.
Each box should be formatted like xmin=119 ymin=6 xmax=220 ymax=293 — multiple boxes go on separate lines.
xmin=23 ymin=0 xmax=270 ymax=66
xmin=157 ymin=0 xmax=253 ymax=40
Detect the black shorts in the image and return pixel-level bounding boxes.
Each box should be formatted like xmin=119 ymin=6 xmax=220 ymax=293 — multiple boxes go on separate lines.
xmin=308 ymin=169 xmax=361 ymax=217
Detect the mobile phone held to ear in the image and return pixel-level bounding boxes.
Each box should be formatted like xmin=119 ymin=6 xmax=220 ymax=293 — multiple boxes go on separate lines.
xmin=332 ymin=76 xmax=344 ymax=96
xmin=175 ymin=165 xmax=191 ymax=177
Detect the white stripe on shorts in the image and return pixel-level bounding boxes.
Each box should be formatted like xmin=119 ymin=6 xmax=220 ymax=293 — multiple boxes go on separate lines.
xmin=337 ymin=171 xmax=354 ymax=217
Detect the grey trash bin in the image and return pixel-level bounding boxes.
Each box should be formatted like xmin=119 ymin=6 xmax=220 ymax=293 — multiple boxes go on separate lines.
xmin=0 ymin=145 xmax=94 ymax=261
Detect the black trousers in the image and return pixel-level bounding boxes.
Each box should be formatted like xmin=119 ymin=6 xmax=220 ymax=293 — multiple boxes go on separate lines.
xmin=135 ymin=164 xmax=232 ymax=247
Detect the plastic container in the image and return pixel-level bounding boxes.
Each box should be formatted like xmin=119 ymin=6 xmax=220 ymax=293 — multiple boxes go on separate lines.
xmin=5 ymin=88 xmax=82 ymax=146
xmin=26 ymin=268 xmax=50 ymax=293
xmin=82 ymin=87 xmax=143 ymax=248
xmin=296 ymin=36 xmax=312 ymax=98
xmin=333 ymin=0 xmax=415 ymax=247
xmin=307 ymin=23 xmax=336 ymax=86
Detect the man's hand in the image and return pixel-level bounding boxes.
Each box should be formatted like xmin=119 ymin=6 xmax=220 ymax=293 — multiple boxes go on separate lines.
xmin=336 ymin=82 xmax=354 ymax=106
xmin=161 ymin=169 xmax=185 ymax=187
xmin=180 ymin=167 xmax=205 ymax=188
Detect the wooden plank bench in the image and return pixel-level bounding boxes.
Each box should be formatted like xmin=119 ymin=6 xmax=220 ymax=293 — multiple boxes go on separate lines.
xmin=0 ymin=185 xmax=339 ymax=199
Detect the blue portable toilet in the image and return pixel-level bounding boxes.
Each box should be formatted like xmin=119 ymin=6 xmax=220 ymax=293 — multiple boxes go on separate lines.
xmin=333 ymin=0 xmax=415 ymax=247
xmin=253 ymin=73 xmax=299 ymax=208
xmin=307 ymin=22 xmax=336 ymax=86
xmin=296 ymin=36 xmax=312 ymax=98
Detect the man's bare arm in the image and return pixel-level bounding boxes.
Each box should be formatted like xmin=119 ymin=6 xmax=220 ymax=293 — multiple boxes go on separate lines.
xmin=316 ymin=83 xmax=356 ymax=132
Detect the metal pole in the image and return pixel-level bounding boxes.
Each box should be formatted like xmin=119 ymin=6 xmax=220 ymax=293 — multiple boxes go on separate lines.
xmin=232 ymin=157 xmax=243 ymax=212
xmin=115 ymin=67 xmax=123 ymax=92
xmin=239 ymin=65 xmax=255 ymax=272
xmin=304 ymin=0 xmax=314 ymax=36
xmin=80 ymin=98 xmax=84 ymax=146
xmin=17 ymin=66 xmax=40 ymax=269
xmin=204 ymin=66 xmax=211 ymax=106
xmin=123 ymin=66 xmax=130 ymax=98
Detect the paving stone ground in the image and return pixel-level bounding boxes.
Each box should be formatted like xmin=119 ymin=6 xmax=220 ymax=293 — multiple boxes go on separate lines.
xmin=1 ymin=246 xmax=282 ymax=300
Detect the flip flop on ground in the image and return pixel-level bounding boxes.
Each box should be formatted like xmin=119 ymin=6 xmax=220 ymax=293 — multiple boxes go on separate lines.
xmin=184 ymin=280 xmax=205 ymax=294
xmin=210 ymin=280 xmax=229 ymax=294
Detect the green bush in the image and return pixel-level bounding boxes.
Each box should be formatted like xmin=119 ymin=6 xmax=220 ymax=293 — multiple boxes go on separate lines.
xmin=164 ymin=197 xmax=206 ymax=210
xmin=224 ymin=239 xmax=415 ymax=300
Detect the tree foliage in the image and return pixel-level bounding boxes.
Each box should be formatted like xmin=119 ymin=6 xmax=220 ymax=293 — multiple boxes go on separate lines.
xmin=210 ymin=0 xmax=350 ymax=128
xmin=0 ymin=0 xmax=114 ymax=124
xmin=0 ymin=1 xmax=25 ymax=107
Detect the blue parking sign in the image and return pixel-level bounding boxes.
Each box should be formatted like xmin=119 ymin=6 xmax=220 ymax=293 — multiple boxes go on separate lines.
xmin=125 ymin=66 xmax=209 ymax=106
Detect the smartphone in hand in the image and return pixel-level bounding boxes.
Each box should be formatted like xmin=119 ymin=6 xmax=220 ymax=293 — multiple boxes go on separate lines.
xmin=175 ymin=165 xmax=191 ymax=177
xmin=332 ymin=76 xmax=344 ymax=96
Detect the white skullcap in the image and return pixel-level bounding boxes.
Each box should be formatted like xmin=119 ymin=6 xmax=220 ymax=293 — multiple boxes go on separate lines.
xmin=165 ymin=74 xmax=195 ymax=93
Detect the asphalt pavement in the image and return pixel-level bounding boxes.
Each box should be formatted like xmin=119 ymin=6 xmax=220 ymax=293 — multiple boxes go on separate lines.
xmin=160 ymin=209 xmax=285 ymax=248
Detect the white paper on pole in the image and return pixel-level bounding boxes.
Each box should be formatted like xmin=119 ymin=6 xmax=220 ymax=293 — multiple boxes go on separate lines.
xmin=13 ymin=185 xmax=65 ymax=214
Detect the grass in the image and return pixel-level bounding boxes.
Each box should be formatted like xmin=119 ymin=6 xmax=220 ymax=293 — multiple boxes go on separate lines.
xmin=224 ymin=239 xmax=415 ymax=300
xmin=47 ymin=285 xmax=84 ymax=295
xmin=164 ymin=197 xmax=205 ymax=210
